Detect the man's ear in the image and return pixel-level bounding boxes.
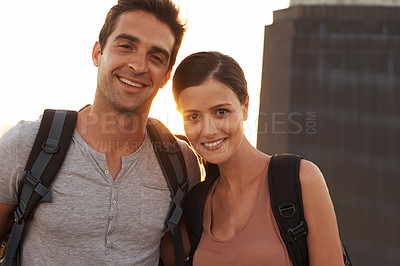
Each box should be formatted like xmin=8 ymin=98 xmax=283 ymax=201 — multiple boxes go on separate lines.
xmin=160 ymin=68 xmax=172 ymax=89
xmin=243 ymin=95 xmax=249 ymax=121
xmin=92 ymin=41 xmax=101 ymax=67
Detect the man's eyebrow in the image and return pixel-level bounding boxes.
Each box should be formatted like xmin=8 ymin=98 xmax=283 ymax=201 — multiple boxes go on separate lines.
xmin=114 ymin=33 xmax=170 ymax=60
xmin=114 ymin=33 xmax=140 ymax=43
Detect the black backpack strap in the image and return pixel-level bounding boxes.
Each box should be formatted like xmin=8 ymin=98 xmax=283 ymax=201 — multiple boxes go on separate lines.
xmin=146 ymin=118 xmax=189 ymax=266
xmin=183 ymin=165 xmax=219 ymax=265
xmin=268 ymin=154 xmax=308 ymax=266
xmin=342 ymin=242 xmax=352 ymax=266
xmin=3 ymin=109 xmax=77 ymax=266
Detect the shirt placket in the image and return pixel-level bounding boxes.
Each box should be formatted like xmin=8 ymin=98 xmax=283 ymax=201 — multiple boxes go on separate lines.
xmin=104 ymin=167 xmax=118 ymax=249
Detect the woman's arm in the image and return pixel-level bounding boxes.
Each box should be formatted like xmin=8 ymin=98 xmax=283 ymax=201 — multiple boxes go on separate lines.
xmin=299 ymin=159 xmax=343 ymax=266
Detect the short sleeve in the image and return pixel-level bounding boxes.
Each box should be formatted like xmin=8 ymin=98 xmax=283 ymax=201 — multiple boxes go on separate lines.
xmin=0 ymin=121 xmax=39 ymax=205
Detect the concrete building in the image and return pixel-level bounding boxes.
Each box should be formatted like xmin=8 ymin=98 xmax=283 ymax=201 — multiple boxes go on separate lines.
xmin=257 ymin=1 xmax=400 ymax=265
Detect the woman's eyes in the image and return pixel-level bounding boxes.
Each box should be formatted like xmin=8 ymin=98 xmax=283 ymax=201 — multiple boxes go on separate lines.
xmin=184 ymin=109 xmax=229 ymax=121
xmin=216 ymin=109 xmax=229 ymax=116
xmin=189 ymin=114 xmax=200 ymax=120
xmin=184 ymin=113 xmax=200 ymax=121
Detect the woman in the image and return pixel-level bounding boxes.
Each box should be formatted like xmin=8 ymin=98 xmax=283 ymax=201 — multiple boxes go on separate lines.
xmin=171 ymin=51 xmax=344 ymax=265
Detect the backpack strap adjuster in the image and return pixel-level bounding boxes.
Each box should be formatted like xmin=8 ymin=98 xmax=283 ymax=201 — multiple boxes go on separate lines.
xmin=279 ymin=202 xmax=296 ymax=218
xmin=42 ymin=138 xmax=59 ymax=154
xmin=11 ymin=207 xmax=24 ymax=225
xmin=179 ymin=179 xmax=189 ymax=193
xmin=20 ymin=171 xmax=41 ymax=189
xmin=19 ymin=171 xmax=51 ymax=198
xmin=286 ymin=221 xmax=308 ymax=243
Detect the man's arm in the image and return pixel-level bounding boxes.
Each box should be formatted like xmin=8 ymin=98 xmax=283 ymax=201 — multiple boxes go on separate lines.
xmin=160 ymin=218 xmax=191 ymax=266
xmin=0 ymin=122 xmax=38 ymax=241
xmin=0 ymin=203 xmax=15 ymax=240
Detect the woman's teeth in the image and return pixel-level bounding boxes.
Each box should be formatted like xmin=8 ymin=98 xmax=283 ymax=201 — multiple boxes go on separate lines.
xmin=204 ymin=139 xmax=224 ymax=148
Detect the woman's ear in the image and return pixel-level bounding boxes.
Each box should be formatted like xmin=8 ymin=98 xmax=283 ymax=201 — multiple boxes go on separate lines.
xmin=92 ymin=41 xmax=101 ymax=67
xmin=243 ymin=95 xmax=249 ymax=121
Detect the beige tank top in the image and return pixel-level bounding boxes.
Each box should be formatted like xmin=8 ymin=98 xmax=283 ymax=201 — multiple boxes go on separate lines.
xmin=193 ymin=170 xmax=292 ymax=266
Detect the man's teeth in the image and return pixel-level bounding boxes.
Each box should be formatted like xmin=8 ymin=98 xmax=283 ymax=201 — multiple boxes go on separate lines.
xmin=119 ymin=77 xmax=144 ymax=88
xmin=204 ymin=139 xmax=224 ymax=148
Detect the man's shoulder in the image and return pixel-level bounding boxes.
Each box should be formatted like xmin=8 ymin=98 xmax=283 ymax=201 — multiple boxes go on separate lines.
xmin=0 ymin=119 xmax=41 ymax=147
xmin=175 ymin=137 xmax=193 ymax=154
xmin=174 ymin=137 xmax=201 ymax=189
xmin=174 ymin=137 xmax=198 ymax=167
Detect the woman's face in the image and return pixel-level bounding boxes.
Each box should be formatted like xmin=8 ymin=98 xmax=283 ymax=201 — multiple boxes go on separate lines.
xmin=177 ymin=78 xmax=248 ymax=164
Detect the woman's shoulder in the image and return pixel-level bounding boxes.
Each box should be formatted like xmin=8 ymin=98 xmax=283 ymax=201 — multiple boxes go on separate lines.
xmin=298 ymin=158 xmax=335 ymax=224
xmin=298 ymin=158 xmax=344 ymax=264
xmin=299 ymin=158 xmax=326 ymax=190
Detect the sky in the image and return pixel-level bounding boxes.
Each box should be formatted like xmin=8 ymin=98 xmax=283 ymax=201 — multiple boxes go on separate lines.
xmin=0 ymin=0 xmax=290 ymax=146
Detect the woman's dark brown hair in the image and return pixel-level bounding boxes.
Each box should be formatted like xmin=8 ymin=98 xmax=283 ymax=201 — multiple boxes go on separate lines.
xmin=172 ymin=51 xmax=248 ymax=105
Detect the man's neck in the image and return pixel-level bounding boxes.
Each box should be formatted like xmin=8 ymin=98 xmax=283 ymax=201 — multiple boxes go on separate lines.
xmin=76 ymin=104 xmax=148 ymax=156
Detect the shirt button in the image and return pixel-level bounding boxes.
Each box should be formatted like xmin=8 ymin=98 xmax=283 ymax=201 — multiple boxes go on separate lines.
xmin=105 ymin=170 xmax=109 ymax=175
xmin=112 ymin=200 xmax=117 ymax=205
xmin=110 ymin=216 xmax=114 ymax=221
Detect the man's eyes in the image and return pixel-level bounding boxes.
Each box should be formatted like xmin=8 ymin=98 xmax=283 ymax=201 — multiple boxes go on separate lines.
xmin=115 ymin=42 xmax=167 ymax=65
xmin=118 ymin=43 xmax=134 ymax=50
xmin=149 ymin=54 xmax=163 ymax=63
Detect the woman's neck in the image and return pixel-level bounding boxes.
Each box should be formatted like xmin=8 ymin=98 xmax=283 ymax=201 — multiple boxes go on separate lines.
xmin=216 ymin=138 xmax=269 ymax=191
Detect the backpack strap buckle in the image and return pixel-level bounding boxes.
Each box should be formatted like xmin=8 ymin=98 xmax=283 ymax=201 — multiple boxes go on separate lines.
xmin=20 ymin=170 xmax=41 ymax=189
xmin=20 ymin=170 xmax=51 ymax=199
xmin=286 ymin=221 xmax=308 ymax=243
xmin=164 ymin=185 xmax=186 ymax=233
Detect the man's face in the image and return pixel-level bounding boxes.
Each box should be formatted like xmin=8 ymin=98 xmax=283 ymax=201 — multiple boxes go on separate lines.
xmin=92 ymin=10 xmax=175 ymax=115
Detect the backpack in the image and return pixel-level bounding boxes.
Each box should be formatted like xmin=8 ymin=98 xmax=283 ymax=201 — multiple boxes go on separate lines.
xmin=183 ymin=154 xmax=352 ymax=266
xmin=2 ymin=109 xmax=189 ymax=266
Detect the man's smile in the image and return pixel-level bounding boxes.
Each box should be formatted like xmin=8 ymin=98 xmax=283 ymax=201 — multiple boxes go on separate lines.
xmin=117 ymin=76 xmax=146 ymax=88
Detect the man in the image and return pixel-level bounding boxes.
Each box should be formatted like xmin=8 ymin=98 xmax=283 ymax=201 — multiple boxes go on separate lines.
xmin=0 ymin=0 xmax=200 ymax=265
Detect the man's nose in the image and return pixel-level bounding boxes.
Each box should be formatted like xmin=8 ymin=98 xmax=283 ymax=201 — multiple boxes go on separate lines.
xmin=128 ymin=52 xmax=148 ymax=73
